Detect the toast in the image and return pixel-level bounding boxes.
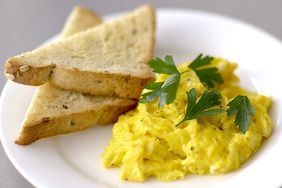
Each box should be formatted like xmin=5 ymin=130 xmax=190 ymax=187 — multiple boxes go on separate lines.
xmin=5 ymin=5 xmax=155 ymax=99
xmin=61 ymin=6 xmax=102 ymax=38
xmin=16 ymin=83 xmax=136 ymax=145
xmin=15 ymin=6 xmax=136 ymax=145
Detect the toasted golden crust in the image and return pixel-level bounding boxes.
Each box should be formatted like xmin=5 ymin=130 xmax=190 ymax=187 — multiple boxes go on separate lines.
xmin=5 ymin=57 xmax=54 ymax=85
xmin=51 ymin=65 xmax=153 ymax=99
xmin=5 ymin=56 xmax=154 ymax=99
xmin=15 ymin=99 xmax=136 ymax=145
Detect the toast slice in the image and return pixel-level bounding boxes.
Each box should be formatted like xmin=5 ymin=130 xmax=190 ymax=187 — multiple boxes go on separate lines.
xmin=15 ymin=6 xmax=136 ymax=145
xmin=61 ymin=6 xmax=102 ymax=38
xmin=5 ymin=5 xmax=155 ymax=99
xmin=16 ymin=83 xmax=136 ymax=145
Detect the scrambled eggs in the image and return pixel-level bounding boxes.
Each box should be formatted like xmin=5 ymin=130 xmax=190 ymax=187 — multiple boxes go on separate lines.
xmin=102 ymin=58 xmax=272 ymax=181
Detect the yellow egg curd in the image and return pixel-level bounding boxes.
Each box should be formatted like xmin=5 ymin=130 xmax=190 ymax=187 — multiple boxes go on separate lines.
xmin=101 ymin=58 xmax=272 ymax=181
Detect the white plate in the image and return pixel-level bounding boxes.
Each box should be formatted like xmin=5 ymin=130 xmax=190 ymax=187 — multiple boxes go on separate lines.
xmin=1 ymin=8 xmax=282 ymax=188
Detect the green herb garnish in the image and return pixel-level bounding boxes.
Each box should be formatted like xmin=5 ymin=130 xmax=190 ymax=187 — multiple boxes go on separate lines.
xmin=188 ymin=53 xmax=223 ymax=88
xmin=139 ymin=55 xmax=180 ymax=108
xmin=140 ymin=54 xmax=224 ymax=108
xmin=140 ymin=54 xmax=254 ymax=134
xmin=176 ymin=88 xmax=224 ymax=126
xmin=226 ymin=95 xmax=255 ymax=134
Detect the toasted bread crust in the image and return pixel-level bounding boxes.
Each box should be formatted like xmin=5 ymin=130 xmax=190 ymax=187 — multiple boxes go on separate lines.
xmin=15 ymin=99 xmax=136 ymax=145
xmin=5 ymin=57 xmax=153 ymax=99
xmin=5 ymin=57 xmax=54 ymax=85
xmin=51 ymin=65 xmax=153 ymax=99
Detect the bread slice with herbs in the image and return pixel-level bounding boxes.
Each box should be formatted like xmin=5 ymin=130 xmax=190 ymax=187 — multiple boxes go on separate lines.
xmin=15 ymin=6 xmax=136 ymax=145
xmin=15 ymin=83 xmax=136 ymax=145
xmin=5 ymin=5 xmax=155 ymax=99
xmin=61 ymin=6 xmax=102 ymax=38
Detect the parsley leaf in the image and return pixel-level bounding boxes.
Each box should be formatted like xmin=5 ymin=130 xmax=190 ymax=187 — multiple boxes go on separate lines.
xmin=144 ymin=82 xmax=164 ymax=90
xmin=140 ymin=56 xmax=180 ymax=108
xmin=176 ymin=88 xmax=224 ymax=126
xmin=139 ymin=82 xmax=163 ymax=103
xmin=226 ymin=95 xmax=255 ymax=134
xmin=188 ymin=53 xmax=223 ymax=88
xmin=149 ymin=55 xmax=179 ymax=74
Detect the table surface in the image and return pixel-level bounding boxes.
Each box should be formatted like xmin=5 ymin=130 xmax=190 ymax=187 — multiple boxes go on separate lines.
xmin=1 ymin=0 xmax=282 ymax=187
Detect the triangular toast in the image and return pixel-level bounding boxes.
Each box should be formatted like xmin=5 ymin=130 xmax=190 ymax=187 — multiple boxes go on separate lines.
xmin=5 ymin=5 xmax=155 ymax=99
xmin=15 ymin=6 xmax=136 ymax=145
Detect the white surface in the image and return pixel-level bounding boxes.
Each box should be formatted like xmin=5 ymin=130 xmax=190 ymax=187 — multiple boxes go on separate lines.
xmin=1 ymin=9 xmax=282 ymax=188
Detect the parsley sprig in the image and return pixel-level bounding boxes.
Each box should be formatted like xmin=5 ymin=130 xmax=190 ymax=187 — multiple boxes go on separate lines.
xmin=176 ymin=90 xmax=255 ymax=134
xmin=140 ymin=54 xmax=223 ymax=108
xmin=176 ymin=88 xmax=224 ymax=126
xmin=140 ymin=54 xmax=255 ymax=134
xmin=139 ymin=55 xmax=180 ymax=108
xmin=188 ymin=54 xmax=223 ymax=88
xmin=226 ymin=95 xmax=255 ymax=134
